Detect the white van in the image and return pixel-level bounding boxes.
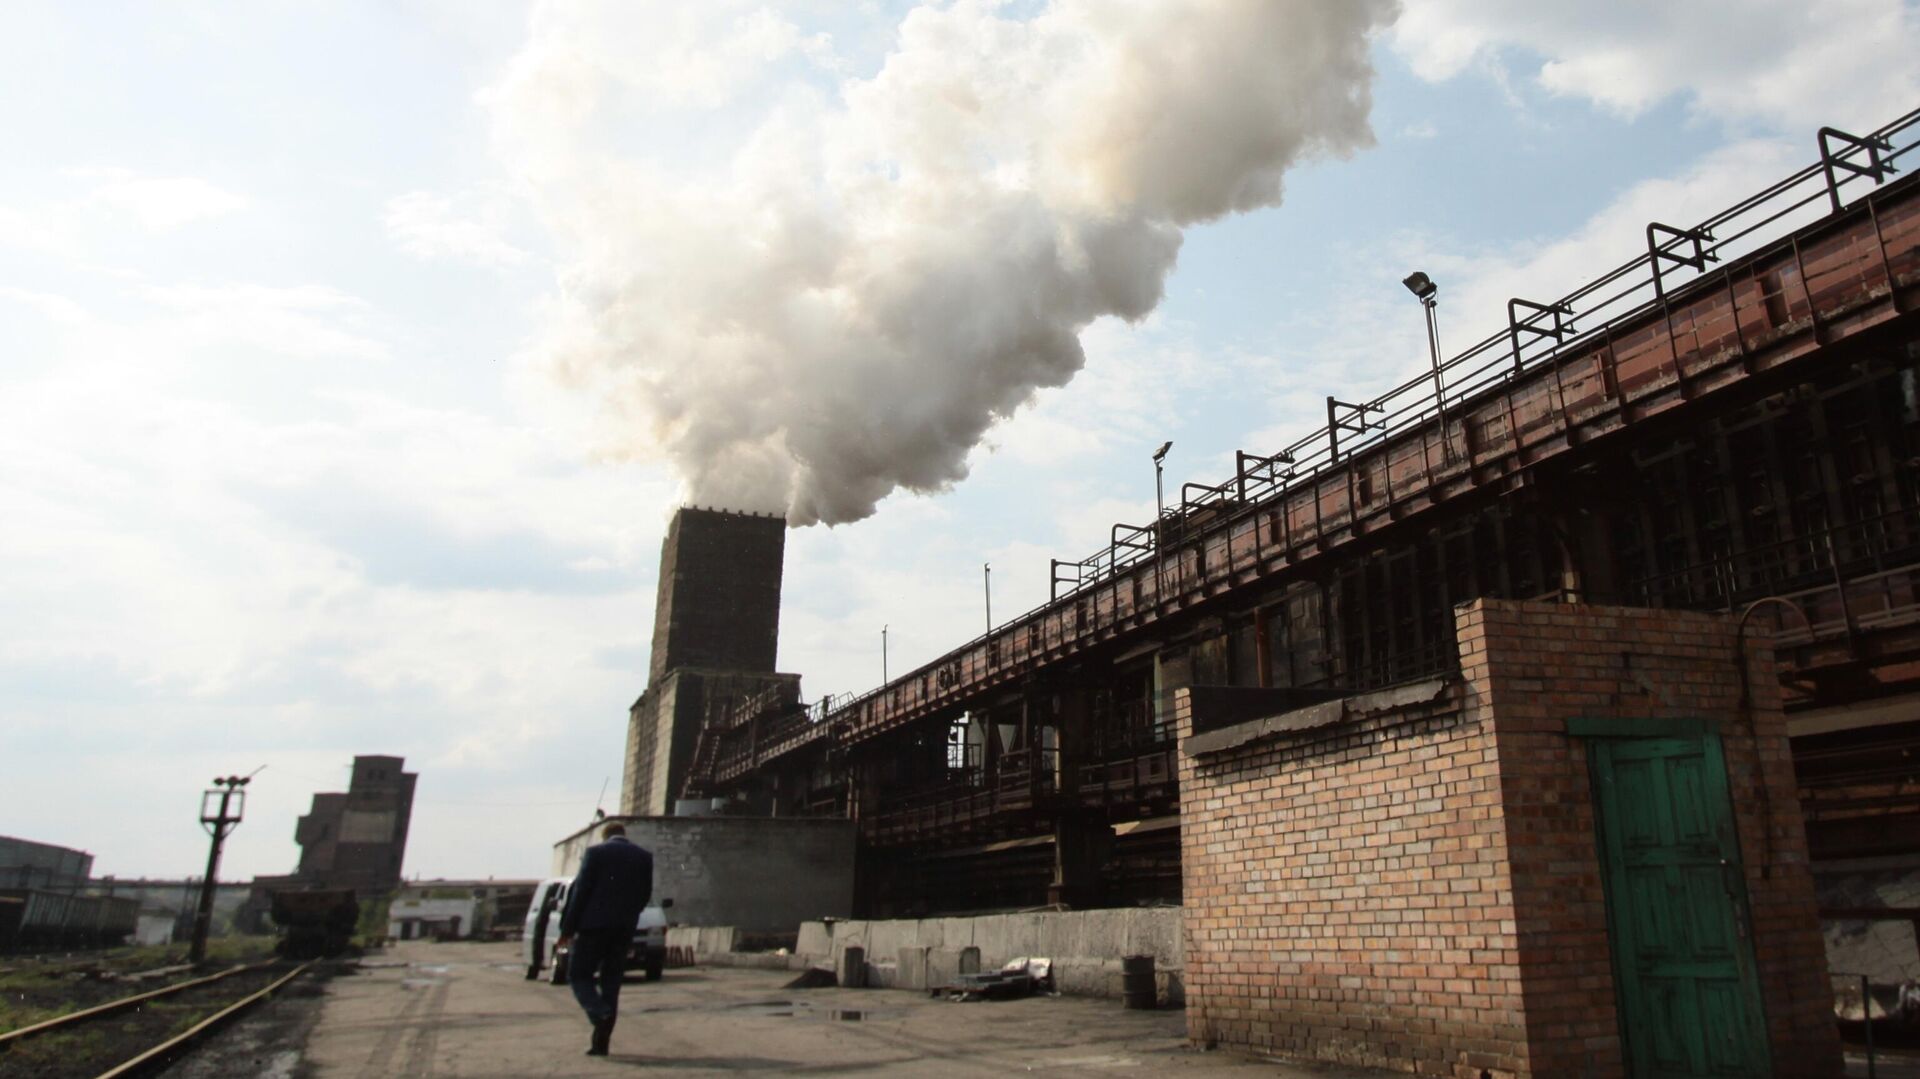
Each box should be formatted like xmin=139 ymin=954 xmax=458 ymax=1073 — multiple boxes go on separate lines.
xmin=521 ymin=876 xmax=672 ymax=983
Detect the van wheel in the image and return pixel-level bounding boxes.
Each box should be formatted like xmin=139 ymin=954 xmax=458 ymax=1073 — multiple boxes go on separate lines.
xmin=644 ymin=956 xmax=663 ymax=982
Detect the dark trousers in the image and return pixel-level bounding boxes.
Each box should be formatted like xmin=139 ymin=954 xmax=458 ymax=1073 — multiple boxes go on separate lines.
xmin=567 ymin=929 xmax=625 ymax=1024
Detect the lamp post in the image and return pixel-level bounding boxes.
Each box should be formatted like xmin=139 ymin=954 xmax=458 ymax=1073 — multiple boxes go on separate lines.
xmin=191 ymin=775 xmax=249 ymax=964
xmin=1402 ymin=272 xmax=1450 ymax=454
xmin=882 ymin=624 xmax=888 ymax=685
xmin=983 ymin=563 xmax=992 ymax=636
xmin=1152 ymin=441 xmax=1172 ymax=600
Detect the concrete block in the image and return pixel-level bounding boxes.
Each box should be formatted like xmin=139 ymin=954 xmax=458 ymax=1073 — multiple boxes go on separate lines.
xmin=696 ymin=926 xmax=740 ymax=956
xmin=795 ymin=920 xmax=834 ymax=958
xmin=1052 ymin=957 xmax=1121 ymax=998
xmin=864 ymin=918 xmax=920 ymax=961
xmin=828 ymin=919 xmax=870 ymax=967
xmin=933 ymin=917 xmax=975 ymax=950
xmin=1124 ymin=908 xmax=1182 ymax=967
xmin=925 ymin=946 xmax=979 ymax=988
xmin=863 ymin=959 xmax=898 ymax=989
xmin=665 ymin=926 xmax=701 ymax=956
xmin=1050 ymin=908 xmax=1127 ymax=961
xmin=897 ymin=946 xmax=930 ymax=990
xmin=972 ymin=913 xmax=1040 ymax=967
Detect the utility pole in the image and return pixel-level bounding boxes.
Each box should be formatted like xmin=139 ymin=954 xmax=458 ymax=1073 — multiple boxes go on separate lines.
xmin=191 ymin=775 xmax=249 ymax=964
xmin=882 ymin=624 xmax=889 ymax=684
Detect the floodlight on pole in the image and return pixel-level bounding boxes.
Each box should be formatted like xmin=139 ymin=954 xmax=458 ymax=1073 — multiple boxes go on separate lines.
xmin=1152 ymin=442 xmax=1172 ymax=602
xmin=1402 ymin=271 xmax=1451 ymax=456
xmin=983 ymin=563 xmax=992 ymax=636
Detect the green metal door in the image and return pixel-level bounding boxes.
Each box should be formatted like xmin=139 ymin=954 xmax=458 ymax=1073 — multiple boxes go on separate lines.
xmin=1588 ymin=733 xmax=1771 ymax=1077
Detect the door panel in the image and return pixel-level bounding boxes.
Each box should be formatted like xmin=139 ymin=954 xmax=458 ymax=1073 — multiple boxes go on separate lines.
xmin=1589 ymin=733 xmax=1771 ymax=1077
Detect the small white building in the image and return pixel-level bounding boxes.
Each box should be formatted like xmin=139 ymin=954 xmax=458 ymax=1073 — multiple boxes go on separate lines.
xmin=386 ymin=880 xmax=539 ymax=941
xmin=388 ymin=892 xmax=477 ymax=941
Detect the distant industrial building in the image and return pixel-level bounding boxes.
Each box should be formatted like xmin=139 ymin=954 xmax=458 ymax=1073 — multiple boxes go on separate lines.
xmin=0 ymin=835 xmax=93 ymax=891
xmin=245 ymin=755 xmax=419 ymax=930
xmin=288 ymin=754 xmax=417 ymax=893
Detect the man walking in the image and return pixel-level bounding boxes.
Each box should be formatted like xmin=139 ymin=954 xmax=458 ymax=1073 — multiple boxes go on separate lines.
xmin=557 ymin=821 xmax=653 ymax=1056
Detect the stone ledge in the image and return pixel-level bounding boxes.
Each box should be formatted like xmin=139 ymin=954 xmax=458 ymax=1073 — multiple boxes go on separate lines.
xmin=1180 ymin=677 xmax=1452 ymax=757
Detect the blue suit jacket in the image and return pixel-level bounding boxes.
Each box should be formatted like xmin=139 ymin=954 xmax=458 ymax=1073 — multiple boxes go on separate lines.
xmin=559 ymin=836 xmax=654 ymax=935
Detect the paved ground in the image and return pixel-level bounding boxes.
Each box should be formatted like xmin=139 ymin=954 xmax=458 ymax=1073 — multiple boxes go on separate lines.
xmin=299 ymin=940 xmax=1396 ymax=1078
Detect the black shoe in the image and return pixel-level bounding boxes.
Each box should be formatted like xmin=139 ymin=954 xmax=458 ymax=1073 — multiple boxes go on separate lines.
xmin=587 ymin=1016 xmax=614 ymax=1056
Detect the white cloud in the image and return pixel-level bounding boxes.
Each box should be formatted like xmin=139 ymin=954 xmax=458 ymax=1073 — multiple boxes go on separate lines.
xmin=140 ymin=281 xmax=395 ymax=362
xmin=72 ymin=168 xmax=249 ymax=231
xmin=384 ymin=188 xmax=529 ymax=269
xmin=0 ymin=285 xmax=89 ymax=325
xmin=1393 ymin=0 xmax=1920 ymax=132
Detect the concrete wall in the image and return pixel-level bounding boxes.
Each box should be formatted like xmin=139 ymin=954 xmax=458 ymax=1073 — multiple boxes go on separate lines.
xmin=552 ymin=815 xmax=854 ymax=933
xmin=788 ymin=907 xmax=1184 ymax=1002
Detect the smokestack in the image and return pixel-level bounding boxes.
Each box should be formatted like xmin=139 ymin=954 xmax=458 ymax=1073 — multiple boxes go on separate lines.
xmin=492 ymin=0 xmax=1396 ymax=524
xmin=648 ymin=505 xmax=785 ymax=683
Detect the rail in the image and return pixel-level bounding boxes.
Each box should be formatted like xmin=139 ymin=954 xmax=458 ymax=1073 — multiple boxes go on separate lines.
xmin=0 ymin=960 xmax=311 ymax=1077
xmin=98 ymin=962 xmax=313 ymax=1079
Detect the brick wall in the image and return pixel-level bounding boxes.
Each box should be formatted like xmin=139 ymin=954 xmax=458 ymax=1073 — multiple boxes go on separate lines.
xmin=1459 ymin=599 xmax=1838 ymax=1078
xmin=1176 ymin=679 xmax=1528 ymax=1076
xmin=1178 ymin=599 xmax=1839 ymax=1078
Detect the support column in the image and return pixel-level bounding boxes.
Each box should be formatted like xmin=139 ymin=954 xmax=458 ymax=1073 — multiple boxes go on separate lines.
xmin=1048 ymin=809 xmax=1110 ymax=908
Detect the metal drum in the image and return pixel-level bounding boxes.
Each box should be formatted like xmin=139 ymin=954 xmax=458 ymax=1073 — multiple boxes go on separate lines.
xmin=1121 ymin=954 xmax=1155 ymax=1009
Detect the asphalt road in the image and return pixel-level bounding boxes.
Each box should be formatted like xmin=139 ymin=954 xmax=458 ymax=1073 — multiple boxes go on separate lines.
xmin=298 ymin=940 xmax=1396 ymax=1078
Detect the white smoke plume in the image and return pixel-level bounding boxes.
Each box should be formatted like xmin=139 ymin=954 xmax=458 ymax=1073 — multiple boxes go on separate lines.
xmin=491 ymin=0 xmax=1398 ymax=525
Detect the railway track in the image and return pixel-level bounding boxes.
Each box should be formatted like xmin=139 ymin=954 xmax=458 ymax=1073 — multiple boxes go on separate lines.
xmin=0 ymin=961 xmax=312 ymax=1079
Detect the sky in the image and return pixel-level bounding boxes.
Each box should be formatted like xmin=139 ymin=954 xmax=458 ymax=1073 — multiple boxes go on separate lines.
xmin=3 ymin=0 xmax=1916 ymax=884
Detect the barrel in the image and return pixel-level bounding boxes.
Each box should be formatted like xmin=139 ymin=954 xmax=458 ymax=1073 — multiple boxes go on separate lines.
xmin=1121 ymin=954 xmax=1156 ymax=1009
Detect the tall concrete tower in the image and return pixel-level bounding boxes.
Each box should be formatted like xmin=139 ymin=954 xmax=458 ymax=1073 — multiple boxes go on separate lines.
xmin=622 ymin=507 xmax=793 ymax=816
